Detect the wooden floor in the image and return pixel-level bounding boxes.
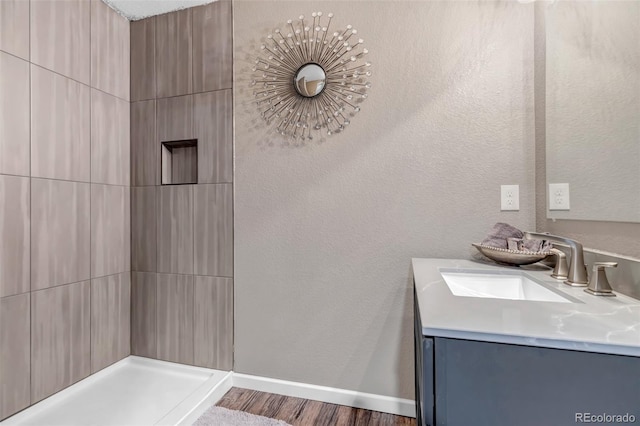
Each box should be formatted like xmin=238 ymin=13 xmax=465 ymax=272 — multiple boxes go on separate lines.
xmin=216 ymin=387 xmax=416 ymax=426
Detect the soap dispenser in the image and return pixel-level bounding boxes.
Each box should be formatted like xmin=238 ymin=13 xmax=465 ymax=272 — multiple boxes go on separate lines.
xmin=584 ymin=262 xmax=617 ymax=297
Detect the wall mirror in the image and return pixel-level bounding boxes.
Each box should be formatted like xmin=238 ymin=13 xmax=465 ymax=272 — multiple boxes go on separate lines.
xmin=294 ymin=63 xmax=326 ymax=97
xmin=252 ymin=12 xmax=371 ymax=140
xmin=545 ymin=1 xmax=640 ymax=223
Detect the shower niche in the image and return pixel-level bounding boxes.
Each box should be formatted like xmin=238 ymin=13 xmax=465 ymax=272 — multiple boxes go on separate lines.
xmin=161 ymin=139 xmax=198 ymax=185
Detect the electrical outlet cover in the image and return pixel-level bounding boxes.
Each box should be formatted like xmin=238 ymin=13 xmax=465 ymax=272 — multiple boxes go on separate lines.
xmin=549 ymin=183 xmax=570 ymax=210
xmin=501 ymin=185 xmax=520 ymax=211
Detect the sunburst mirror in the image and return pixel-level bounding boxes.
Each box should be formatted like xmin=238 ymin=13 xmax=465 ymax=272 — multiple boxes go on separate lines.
xmin=252 ymin=12 xmax=371 ymax=140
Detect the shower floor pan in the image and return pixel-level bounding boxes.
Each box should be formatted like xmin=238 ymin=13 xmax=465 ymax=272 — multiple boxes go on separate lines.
xmin=1 ymin=356 xmax=231 ymax=426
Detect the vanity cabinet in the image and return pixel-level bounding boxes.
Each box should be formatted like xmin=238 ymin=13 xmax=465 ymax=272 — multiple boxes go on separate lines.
xmin=414 ymin=294 xmax=640 ymax=426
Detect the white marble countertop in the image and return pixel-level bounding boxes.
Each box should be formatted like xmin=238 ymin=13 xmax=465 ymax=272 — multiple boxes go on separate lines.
xmin=413 ymin=258 xmax=640 ymax=357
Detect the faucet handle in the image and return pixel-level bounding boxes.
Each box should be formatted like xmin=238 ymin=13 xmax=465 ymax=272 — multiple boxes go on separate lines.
xmin=585 ymin=262 xmax=618 ymax=297
xmin=549 ymin=248 xmax=568 ymax=280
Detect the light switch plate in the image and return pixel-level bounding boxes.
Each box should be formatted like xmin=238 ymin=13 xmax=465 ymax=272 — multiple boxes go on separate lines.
xmin=549 ymin=183 xmax=570 ymax=210
xmin=501 ymin=185 xmax=520 ymax=211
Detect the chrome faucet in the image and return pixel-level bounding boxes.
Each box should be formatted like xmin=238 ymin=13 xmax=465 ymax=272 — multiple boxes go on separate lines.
xmin=524 ymin=232 xmax=588 ymax=286
xmin=585 ymin=262 xmax=617 ymax=296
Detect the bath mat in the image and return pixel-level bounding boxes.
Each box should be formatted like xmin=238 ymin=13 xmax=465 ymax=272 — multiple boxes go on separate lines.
xmin=193 ymin=406 xmax=292 ymax=426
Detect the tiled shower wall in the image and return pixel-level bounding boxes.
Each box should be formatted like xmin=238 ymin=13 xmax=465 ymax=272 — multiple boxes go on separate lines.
xmin=0 ymin=0 xmax=130 ymax=420
xmin=129 ymin=1 xmax=234 ymax=370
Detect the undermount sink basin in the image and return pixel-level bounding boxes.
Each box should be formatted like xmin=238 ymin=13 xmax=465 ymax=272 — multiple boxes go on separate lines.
xmin=441 ymin=270 xmax=572 ymax=303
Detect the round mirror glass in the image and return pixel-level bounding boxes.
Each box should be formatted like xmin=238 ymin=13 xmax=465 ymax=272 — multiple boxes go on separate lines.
xmin=294 ymin=63 xmax=326 ymax=98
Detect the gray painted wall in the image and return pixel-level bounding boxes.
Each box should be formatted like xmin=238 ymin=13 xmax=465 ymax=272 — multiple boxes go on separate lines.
xmin=233 ymin=1 xmax=536 ymax=399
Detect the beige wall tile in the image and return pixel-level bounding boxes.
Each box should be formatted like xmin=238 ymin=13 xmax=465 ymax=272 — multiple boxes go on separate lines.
xmin=31 ymin=179 xmax=90 ymax=291
xmin=31 ymin=281 xmax=91 ymax=403
xmin=194 ymin=276 xmax=233 ymax=370
xmin=131 ymin=100 xmax=158 ymax=186
xmin=194 ymin=184 xmax=233 ymax=277
xmin=0 ymin=293 xmax=30 ymax=421
xmin=131 ymin=17 xmax=156 ymax=102
xmin=157 ymin=95 xmax=193 ymax=143
xmin=194 ymin=90 xmax=232 ymax=184
xmin=31 ymin=65 xmax=90 ymax=182
xmin=131 ymin=272 xmax=157 ymax=358
xmin=91 ymin=184 xmax=130 ymax=278
xmin=30 ymin=0 xmax=90 ymax=84
xmin=91 ymin=273 xmax=131 ymax=373
xmin=157 ymin=185 xmax=193 ymax=275
xmin=0 ymin=0 xmax=30 ymax=60
xmin=156 ymin=9 xmax=192 ymax=98
xmin=0 ymin=52 xmax=29 ymax=176
xmin=91 ymin=89 xmax=130 ymax=186
xmin=0 ymin=175 xmax=29 ymax=298
xmin=156 ymin=273 xmax=193 ymax=364
xmin=192 ymin=1 xmax=232 ymax=93
xmin=91 ymin=0 xmax=130 ymax=100
xmin=132 ymin=186 xmax=157 ymax=272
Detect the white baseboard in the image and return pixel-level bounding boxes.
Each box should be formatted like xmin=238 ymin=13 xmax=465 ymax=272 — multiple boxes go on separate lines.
xmin=232 ymin=373 xmax=416 ymax=419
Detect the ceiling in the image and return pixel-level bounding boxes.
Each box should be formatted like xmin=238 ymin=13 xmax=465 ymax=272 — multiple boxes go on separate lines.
xmin=103 ymin=0 xmax=217 ymax=21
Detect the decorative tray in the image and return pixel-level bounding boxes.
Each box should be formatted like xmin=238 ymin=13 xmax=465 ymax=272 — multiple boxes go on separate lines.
xmin=471 ymin=243 xmax=552 ymax=266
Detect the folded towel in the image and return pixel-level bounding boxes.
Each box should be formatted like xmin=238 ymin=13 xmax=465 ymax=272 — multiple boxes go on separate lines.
xmin=481 ymin=223 xmax=551 ymax=252
xmin=523 ymin=238 xmax=552 ymax=252
xmin=481 ymin=223 xmax=523 ymax=249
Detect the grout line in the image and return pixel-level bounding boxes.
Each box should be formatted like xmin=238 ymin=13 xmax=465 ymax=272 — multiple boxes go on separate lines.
xmin=28 ymin=0 xmax=33 ymax=400
xmin=155 ymin=267 xmax=161 ymax=361
xmin=133 ymin=86 xmax=233 ymax=104
xmin=89 ymin=270 xmax=131 ymax=283
xmin=192 ymin=165 xmax=196 ymax=275
xmin=89 ymin=0 xmax=93 ymax=373
xmin=130 ymin=271 xmax=234 ymax=280
xmin=5 ymin=173 xmax=129 ymax=188
xmin=190 ymin=6 xmax=194 ymax=98
xmin=192 ymin=175 xmax=196 ymax=363
xmin=154 ymin=166 xmax=160 ymax=359
xmin=129 ymin=7 xmax=133 ymax=105
xmin=193 ymin=260 xmax=196 ymax=365
xmin=17 ymin=275 xmax=127 ymax=300
xmin=129 ymin=180 xmax=234 ymax=188
xmin=230 ymin=0 xmax=235 ymax=372
xmin=28 ymin=279 xmax=92 ymax=296
xmin=0 ymin=176 xmax=231 ymax=189
xmin=153 ymin=16 xmax=157 ymax=100
xmin=27 ymin=0 xmax=31 ymax=62
xmin=29 ymin=62 xmax=130 ymax=104
xmin=0 ymin=49 xmax=29 ymax=64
